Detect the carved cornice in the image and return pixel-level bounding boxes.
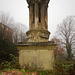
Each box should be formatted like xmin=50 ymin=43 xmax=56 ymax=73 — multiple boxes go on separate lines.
xmin=26 ymin=0 xmax=50 ymax=4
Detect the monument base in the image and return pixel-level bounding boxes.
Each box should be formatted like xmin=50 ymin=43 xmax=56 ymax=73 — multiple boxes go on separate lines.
xmin=16 ymin=42 xmax=56 ymax=72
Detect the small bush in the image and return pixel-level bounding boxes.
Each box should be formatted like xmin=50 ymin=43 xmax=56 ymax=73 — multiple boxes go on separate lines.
xmin=0 ymin=38 xmax=18 ymax=62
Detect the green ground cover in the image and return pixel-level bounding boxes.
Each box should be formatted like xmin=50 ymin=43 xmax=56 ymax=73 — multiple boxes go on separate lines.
xmin=0 ymin=56 xmax=75 ymax=75
xmin=55 ymin=59 xmax=75 ymax=75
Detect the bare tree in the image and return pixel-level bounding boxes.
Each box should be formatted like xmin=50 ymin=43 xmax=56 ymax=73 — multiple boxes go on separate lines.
xmin=19 ymin=31 xmax=27 ymax=42
xmin=56 ymin=16 xmax=75 ymax=58
xmin=0 ymin=11 xmax=14 ymax=27
xmin=12 ymin=27 xmax=19 ymax=44
xmin=12 ymin=23 xmax=28 ymax=43
xmin=0 ymin=11 xmax=16 ymax=43
xmin=18 ymin=23 xmax=28 ymax=43
xmin=0 ymin=11 xmax=28 ymax=43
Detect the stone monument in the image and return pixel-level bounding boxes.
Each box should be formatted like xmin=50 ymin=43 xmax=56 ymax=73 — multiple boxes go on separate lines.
xmin=16 ymin=0 xmax=56 ymax=72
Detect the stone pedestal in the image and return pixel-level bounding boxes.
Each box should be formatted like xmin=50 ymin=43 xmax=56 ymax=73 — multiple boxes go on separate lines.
xmin=16 ymin=42 xmax=56 ymax=71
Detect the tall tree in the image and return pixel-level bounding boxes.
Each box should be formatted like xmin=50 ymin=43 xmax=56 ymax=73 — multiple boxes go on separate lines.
xmin=56 ymin=16 xmax=75 ymax=58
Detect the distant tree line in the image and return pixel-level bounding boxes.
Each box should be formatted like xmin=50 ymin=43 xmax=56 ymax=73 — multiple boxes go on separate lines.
xmin=0 ymin=11 xmax=28 ymax=43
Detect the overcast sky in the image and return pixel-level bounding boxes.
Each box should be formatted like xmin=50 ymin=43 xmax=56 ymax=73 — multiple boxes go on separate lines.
xmin=0 ymin=0 xmax=75 ymax=39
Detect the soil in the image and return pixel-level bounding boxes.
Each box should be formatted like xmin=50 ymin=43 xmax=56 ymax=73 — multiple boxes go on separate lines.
xmin=0 ymin=71 xmax=37 ymax=75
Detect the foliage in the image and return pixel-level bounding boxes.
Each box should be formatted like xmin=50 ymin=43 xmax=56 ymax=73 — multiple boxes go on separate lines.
xmin=0 ymin=37 xmax=18 ymax=62
xmin=51 ymin=37 xmax=65 ymax=58
xmin=37 ymin=70 xmax=53 ymax=75
xmin=27 ymin=68 xmax=34 ymax=72
xmin=55 ymin=59 xmax=75 ymax=75
xmin=0 ymin=58 xmax=75 ymax=75
xmin=20 ymin=69 xmax=25 ymax=73
xmin=0 ymin=55 xmax=20 ymax=71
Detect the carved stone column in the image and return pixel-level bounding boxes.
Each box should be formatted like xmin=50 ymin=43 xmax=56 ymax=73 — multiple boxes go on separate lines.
xmin=29 ymin=5 xmax=33 ymax=29
xmin=45 ymin=6 xmax=48 ymax=29
xmin=41 ymin=3 xmax=45 ymax=29
xmin=34 ymin=2 xmax=39 ymax=28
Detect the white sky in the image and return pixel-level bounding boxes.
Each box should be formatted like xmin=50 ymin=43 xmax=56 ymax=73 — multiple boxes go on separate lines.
xmin=0 ymin=0 xmax=75 ymax=39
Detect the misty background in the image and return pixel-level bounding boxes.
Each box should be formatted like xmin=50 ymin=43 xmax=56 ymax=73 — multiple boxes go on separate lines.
xmin=0 ymin=0 xmax=75 ymax=39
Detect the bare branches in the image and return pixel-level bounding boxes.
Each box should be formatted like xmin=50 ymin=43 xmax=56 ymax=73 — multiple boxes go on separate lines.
xmin=0 ymin=11 xmax=14 ymax=27
xmin=56 ymin=16 xmax=75 ymax=58
xmin=0 ymin=11 xmax=28 ymax=43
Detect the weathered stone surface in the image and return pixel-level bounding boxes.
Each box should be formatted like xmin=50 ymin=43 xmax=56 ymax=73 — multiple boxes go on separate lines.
xmin=27 ymin=0 xmax=50 ymax=42
xmin=17 ymin=41 xmax=55 ymax=45
xmin=26 ymin=0 xmax=50 ymax=4
xmin=26 ymin=29 xmax=50 ymax=42
xmin=17 ymin=43 xmax=55 ymax=71
xmin=16 ymin=0 xmax=56 ymax=72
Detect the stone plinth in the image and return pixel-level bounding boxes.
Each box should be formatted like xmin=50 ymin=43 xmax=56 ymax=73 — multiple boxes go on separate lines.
xmin=16 ymin=42 xmax=56 ymax=71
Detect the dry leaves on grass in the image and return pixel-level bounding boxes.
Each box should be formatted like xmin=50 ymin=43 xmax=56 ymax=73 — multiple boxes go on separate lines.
xmin=0 ymin=71 xmax=37 ymax=75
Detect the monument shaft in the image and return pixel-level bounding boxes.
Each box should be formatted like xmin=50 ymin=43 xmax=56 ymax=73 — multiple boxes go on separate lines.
xmin=26 ymin=0 xmax=50 ymax=42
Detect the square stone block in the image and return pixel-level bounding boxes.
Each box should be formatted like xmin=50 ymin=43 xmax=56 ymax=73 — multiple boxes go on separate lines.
xmin=16 ymin=42 xmax=56 ymax=71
